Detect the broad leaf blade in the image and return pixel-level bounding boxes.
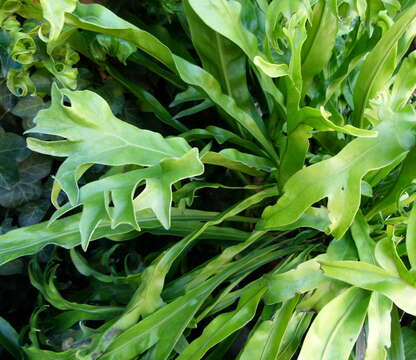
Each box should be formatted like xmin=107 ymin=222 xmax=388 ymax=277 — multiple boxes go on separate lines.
xmin=320 ymin=260 xmax=416 ymax=316
xmin=298 ymin=287 xmax=370 ymax=360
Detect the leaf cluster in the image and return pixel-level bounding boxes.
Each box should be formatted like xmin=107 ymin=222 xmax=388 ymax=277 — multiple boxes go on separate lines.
xmin=0 ymin=0 xmax=415 ymax=359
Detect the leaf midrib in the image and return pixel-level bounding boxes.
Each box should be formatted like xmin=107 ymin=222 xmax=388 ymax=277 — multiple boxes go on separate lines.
xmin=270 ymin=118 xmax=410 ymax=224
xmin=180 ymin=287 xmax=264 ymax=359
xmin=302 ymin=1 xmax=326 ymax=68
xmin=319 ymin=292 xmax=363 ymax=359
xmin=215 ymin=33 xmax=233 ymax=96
xmin=0 ymin=211 xmax=254 ymax=260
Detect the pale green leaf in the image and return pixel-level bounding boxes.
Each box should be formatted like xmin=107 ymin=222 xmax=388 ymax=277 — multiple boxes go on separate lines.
xmin=9 ymin=32 xmax=36 ymax=65
xmin=298 ymin=106 xmax=377 ymax=137
xmin=96 ymin=250 xmax=270 ymax=360
xmin=254 ymin=56 xmax=289 ymax=78
xmin=275 ymin=312 xmax=313 ymax=360
xmin=65 ymin=3 xmax=278 ymax=161
xmin=350 ymin=212 xmax=377 ymax=264
xmin=184 ymin=0 xmax=257 ymax=117
xmin=0 ymin=208 xmax=256 ymax=266
xmin=365 ymin=293 xmax=392 ymax=360
xmin=240 ymin=295 xmax=300 ymax=360
xmin=375 ymin=237 xmax=411 ymax=281
xmin=301 ymin=0 xmax=338 ymax=95
xmin=202 ymin=148 xmax=274 ymax=176
xmin=390 ymin=306 xmax=406 ymax=359
xmin=266 ymin=0 xmax=312 ymax=51
xmin=186 ymin=0 xmax=285 ymax=110
xmin=391 ymin=51 xmax=416 ymax=110
xmin=187 ymin=0 xmax=259 ymax=61
xmin=79 ymin=189 xmax=277 ymax=359
xmin=407 ymin=203 xmax=416 ymax=269
xmin=7 ymin=68 xmax=35 ymax=97
xmin=39 ymin=0 xmax=77 ymax=42
xmin=320 ymin=260 xmax=416 ymax=315
xmin=259 ymin=106 xmax=416 ymax=239
xmin=27 ymin=84 xmax=192 ymax=205
xmin=177 ymin=281 xmax=266 ymax=360
xmin=298 ymin=287 xmax=370 ymax=360
xmin=367 ymin=147 xmax=416 ymax=219
xmin=264 ymin=259 xmax=326 ymax=304
xmin=352 ymin=2 xmax=416 ymax=126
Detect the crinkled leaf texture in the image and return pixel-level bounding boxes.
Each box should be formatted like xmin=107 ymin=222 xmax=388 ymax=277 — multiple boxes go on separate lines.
xmin=258 ymin=106 xmax=416 ymax=238
xmin=26 ymin=84 xmax=204 ymax=249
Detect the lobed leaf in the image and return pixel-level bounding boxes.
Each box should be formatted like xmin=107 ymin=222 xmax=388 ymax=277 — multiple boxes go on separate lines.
xmin=264 ymin=259 xmax=326 ymax=304
xmin=27 ymin=84 xmax=193 ymax=205
xmin=259 ymin=106 xmax=416 ymax=239
xmin=65 ymin=3 xmax=278 ymax=161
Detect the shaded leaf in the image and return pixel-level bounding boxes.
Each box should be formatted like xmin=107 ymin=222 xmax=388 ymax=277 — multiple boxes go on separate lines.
xmin=96 ymin=34 xmax=136 ymax=64
xmin=352 ymin=2 xmax=416 ymax=126
xmin=0 ymin=132 xmax=29 ymax=186
xmin=0 ymin=153 xmax=51 ymax=208
xmin=0 ymin=316 xmax=24 ymax=360
xmin=18 ymin=197 xmax=50 ymax=226
xmin=402 ymin=327 xmax=416 ymax=360
xmin=11 ymin=95 xmax=46 ymax=120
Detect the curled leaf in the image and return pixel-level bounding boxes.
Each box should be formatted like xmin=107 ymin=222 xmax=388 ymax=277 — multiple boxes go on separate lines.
xmin=9 ymin=32 xmax=36 ymax=65
xmin=254 ymin=56 xmax=289 ymax=78
xmin=6 ymin=68 xmax=35 ymax=96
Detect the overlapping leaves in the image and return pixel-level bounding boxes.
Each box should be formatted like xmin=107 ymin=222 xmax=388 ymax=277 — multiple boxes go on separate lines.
xmin=0 ymin=0 xmax=415 ymax=360
xmin=27 ymin=85 xmax=203 ymax=249
xmin=259 ymin=105 xmax=416 ymax=239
